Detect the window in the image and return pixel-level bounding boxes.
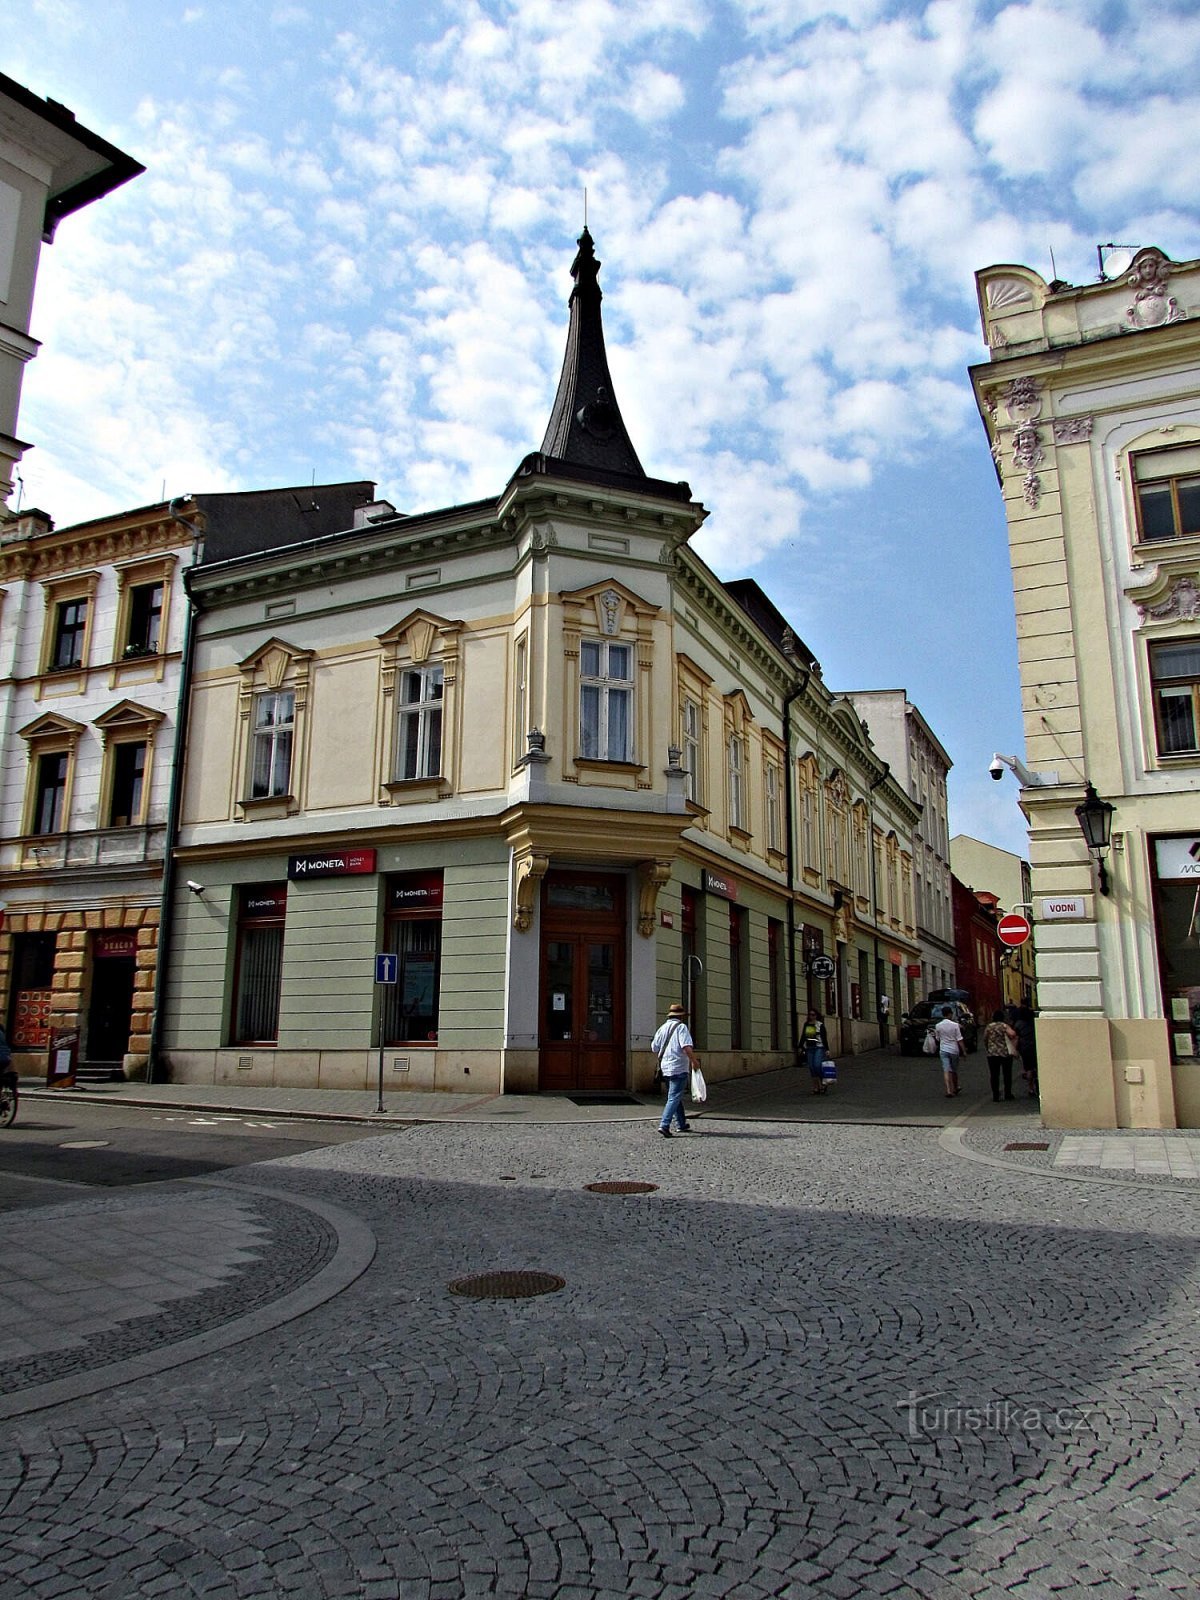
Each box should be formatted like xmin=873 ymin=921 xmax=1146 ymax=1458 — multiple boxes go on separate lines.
xmin=107 ymin=741 xmax=147 ymax=827
xmin=382 ymin=872 xmax=443 ymax=1044
xmin=232 ymin=885 xmax=286 ymax=1044
xmin=513 ymin=635 xmax=528 ymax=765
xmin=8 ymin=932 xmax=56 ymax=1049
xmin=579 ymin=640 xmax=633 ymax=761
xmin=124 ymin=582 xmax=164 ymax=655
xmin=33 ymin=752 xmax=68 ymax=834
xmin=765 ymin=763 xmax=782 ymax=853
xmin=1151 ymin=640 xmax=1200 ymax=755
xmin=251 ymin=690 xmax=295 ymax=798
xmin=397 ymin=664 xmax=444 ymax=779
xmin=729 ymin=904 xmax=747 ymax=1048
xmin=51 ymin=599 xmax=88 ymax=669
xmin=1134 ymin=446 xmax=1200 ymax=542
xmin=728 ymin=734 xmax=746 ymax=831
xmin=682 ymin=697 xmax=701 ymax=803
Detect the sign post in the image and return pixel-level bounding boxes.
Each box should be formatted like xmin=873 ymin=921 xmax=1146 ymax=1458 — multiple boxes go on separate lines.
xmin=997 ymin=912 xmax=1032 ymax=948
xmin=374 ymin=953 xmax=398 ymax=1113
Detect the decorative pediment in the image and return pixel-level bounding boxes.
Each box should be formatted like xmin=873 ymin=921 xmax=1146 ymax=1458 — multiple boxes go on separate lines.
xmin=722 ymin=688 xmax=754 ymax=735
xmin=93 ymin=700 xmax=166 ymax=742
xmin=238 ymin=637 xmax=313 ymax=687
xmin=560 ymin=579 xmax=660 ymax=633
xmin=377 ymin=609 xmax=464 ymax=664
xmin=19 ymin=712 xmax=87 ymax=745
xmin=825 ymin=767 xmax=850 ymax=807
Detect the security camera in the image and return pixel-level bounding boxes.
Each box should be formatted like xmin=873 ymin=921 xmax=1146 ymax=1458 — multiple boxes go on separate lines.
xmin=186 ymin=880 xmax=205 ymax=895
xmin=989 ymin=755 xmax=1005 ymax=781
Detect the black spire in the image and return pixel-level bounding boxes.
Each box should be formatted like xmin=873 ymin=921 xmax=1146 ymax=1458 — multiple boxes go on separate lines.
xmin=540 ymin=228 xmax=646 ymax=480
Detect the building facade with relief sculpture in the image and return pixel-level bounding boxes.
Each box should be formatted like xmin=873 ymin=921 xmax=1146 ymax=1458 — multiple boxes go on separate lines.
xmin=158 ymin=232 xmax=921 ymax=1096
xmin=972 ymin=247 xmax=1200 ymax=1129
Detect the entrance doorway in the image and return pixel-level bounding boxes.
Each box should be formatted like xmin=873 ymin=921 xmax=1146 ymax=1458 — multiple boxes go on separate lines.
xmin=539 ymin=871 xmax=626 ymax=1091
xmin=87 ymin=934 xmax=138 ymax=1064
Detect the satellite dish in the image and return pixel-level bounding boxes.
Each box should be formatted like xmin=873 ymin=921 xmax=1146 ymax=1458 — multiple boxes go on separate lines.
xmin=1099 ymin=244 xmax=1137 ymax=280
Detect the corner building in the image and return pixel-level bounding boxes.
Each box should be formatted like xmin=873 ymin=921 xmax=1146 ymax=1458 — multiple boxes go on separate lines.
xmin=163 ymin=233 xmax=920 ymax=1094
xmin=972 ymin=247 xmax=1200 ymax=1128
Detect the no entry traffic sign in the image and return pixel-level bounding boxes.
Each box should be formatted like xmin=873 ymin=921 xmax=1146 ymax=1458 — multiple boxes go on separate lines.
xmin=997 ymin=912 xmax=1032 ymax=948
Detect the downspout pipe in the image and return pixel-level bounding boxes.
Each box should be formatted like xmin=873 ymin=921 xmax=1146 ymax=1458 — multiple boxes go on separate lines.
xmin=146 ymin=500 xmax=204 ymax=1084
xmin=867 ymin=760 xmax=890 ymax=1046
xmin=781 ymin=631 xmax=812 ymax=1069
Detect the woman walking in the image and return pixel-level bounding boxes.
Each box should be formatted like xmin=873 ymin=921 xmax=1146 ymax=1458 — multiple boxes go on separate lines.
xmin=984 ymin=1009 xmax=1017 ymax=1101
xmin=801 ymin=1009 xmax=830 ymax=1095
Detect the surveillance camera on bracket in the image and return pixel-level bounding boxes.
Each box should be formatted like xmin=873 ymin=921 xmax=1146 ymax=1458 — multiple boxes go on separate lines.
xmin=186 ymin=880 xmax=205 ymax=895
xmin=989 ymin=753 xmax=1060 ymax=788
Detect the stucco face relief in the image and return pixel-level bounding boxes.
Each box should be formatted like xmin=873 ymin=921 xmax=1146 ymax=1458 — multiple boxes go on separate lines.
xmin=1126 ymin=251 xmax=1187 ymax=330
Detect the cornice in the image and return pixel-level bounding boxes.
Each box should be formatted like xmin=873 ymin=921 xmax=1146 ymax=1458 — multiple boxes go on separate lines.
xmin=0 ymin=517 xmax=189 ymax=584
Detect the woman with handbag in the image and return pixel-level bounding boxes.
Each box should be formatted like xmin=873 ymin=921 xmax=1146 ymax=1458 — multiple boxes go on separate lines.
xmin=801 ymin=1009 xmax=830 ymax=1095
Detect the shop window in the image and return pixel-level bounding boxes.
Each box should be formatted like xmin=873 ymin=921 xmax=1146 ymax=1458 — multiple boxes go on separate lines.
xmin=768 ymin=917 xmax=782 ymax=1051
xmin=579 ymin=640 xmax=633 ymax=761
xmin=382 ymin=872 xmax=443 ymax=1044
xmin=107 ymin=741 xmax=148 ymax=827
xmin=8 ymin=932 xmax=56 ymax=1049
xmin=1150 ymin=640 xmax=1200 ymax=756
xmin=251 ymin=690 xmax=295 ymax=798
xmin=1133 ymin=445 xmax=1200 ymax=543
xmin=124 ymin=582 xmax=164 ymax=655
xmin=232 ymin=885 xmax=287 ymax=1044
xmin=397 ymin=664 xmax=444 ymax=780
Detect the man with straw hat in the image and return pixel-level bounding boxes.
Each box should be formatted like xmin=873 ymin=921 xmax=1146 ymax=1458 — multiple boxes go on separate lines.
xmin=651 ymin=1001 xmax=700 ymax=1137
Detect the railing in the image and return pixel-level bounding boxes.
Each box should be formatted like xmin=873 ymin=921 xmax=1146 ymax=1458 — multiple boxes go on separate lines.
xmin=16 ymin=824 xmax=167 ymax=871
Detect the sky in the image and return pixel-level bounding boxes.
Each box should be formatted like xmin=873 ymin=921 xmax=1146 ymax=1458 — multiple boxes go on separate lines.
xmin=6 ymin=0 xmax=1200 ymax=862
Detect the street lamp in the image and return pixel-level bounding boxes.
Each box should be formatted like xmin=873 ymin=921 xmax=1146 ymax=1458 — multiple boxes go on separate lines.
xmin=1075 ymin=783 xmax=1115 ymax=896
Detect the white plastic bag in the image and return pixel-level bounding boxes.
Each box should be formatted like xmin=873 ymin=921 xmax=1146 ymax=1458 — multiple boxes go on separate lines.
xmin=922 ymin=1029 xmax=938 ymax=1055
xmin=689 ymin=1066 xmax=707 ymax=1103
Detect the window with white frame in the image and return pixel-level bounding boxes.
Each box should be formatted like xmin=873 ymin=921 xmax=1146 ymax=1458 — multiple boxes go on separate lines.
xmin=513 ymin=635 xmax=528 ymax=765
xmin=682 ymin=696 xmax=701 ymax=803
xmin=579 ymin=640 xmax=633 ymax=761
xmin=728 ymin=733 xmax=746 ymax=831
xmin=397 ymin=664 xmax=444 ymax=779
xmin=1133 ymin=445 xmax=1200 ymax=543
xmin=765 ymin=762 xmax=782 ymax=853
xmin=1150 ymin=640 xmax=1200 ymax=755
xmin=251 ymin=690 xmax=295 ymax=798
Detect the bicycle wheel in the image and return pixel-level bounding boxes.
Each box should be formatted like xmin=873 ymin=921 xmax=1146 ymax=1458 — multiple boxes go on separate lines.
xmin=0 ymin=1082 xmax=17 ymax=1127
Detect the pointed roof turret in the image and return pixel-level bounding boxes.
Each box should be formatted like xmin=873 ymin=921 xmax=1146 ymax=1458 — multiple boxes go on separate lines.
xmin=540 ymin=228 xmax=646 ymax=480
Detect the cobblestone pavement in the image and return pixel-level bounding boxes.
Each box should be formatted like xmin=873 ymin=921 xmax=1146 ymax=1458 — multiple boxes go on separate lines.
xmin=0 ymin=1109 xmax=1197 ymax=1598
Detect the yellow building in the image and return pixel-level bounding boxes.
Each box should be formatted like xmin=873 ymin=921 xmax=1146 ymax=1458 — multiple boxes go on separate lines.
xmin=972 ymin=247 xmax=1200 ymax=1128
xmin=159 ymin=231 xmax=921 ymax=1095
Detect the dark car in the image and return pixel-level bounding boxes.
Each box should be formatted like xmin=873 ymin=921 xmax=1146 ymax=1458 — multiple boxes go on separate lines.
xmin=899 ymin=1000 xmax=978 ymax=1056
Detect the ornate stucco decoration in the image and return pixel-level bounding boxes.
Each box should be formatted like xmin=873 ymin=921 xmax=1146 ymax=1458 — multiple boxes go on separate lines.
xmin=636 ymin=859 xmax=673 ymax=937
xmin=512 ymin=850 xmax=550 ymax=932
xmin=1022 ymin=472 xmax=1043 ymax=510
xmin=1012 ymin=421 xmax=1044 ymax=471
xmin=1002 ymin=376 xmax=1043 ymax=425
xmin=1135 ymin=575 xmax=1200 ymax=624
xmin=1125 ymin=250 xmax=1186 ymax=330
xmin=1052 ymin=417 xmax=1093 ymax=445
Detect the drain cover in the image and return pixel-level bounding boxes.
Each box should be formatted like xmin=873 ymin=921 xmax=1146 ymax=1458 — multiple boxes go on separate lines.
xmin=1005 ymin=1141 xmax=1050 ymax=1152
xmin=584 ymin=1181 xmax=659 ymax=1194
xmin=448 ymin=1270 xmax=565 ymax=1299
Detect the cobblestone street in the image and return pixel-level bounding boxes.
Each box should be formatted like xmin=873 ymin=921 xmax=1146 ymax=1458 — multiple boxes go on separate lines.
xmin=0 ymin=1098 xmax=1197 ymax=1598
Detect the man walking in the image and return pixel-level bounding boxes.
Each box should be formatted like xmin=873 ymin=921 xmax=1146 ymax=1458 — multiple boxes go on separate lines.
xmin=651 ymin=1001 xmax=699 ymax=1137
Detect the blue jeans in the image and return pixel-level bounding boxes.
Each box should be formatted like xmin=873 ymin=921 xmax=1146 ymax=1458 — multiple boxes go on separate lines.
xmin=660 ymin=1072 xmax=689 ymax=1130
xmin=805 ymin=1041 xmax=825 ymax=1079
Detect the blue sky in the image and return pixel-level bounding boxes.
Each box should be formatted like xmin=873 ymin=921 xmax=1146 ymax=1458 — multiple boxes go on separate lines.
xmin=7 ymin=0 xmax=1200 ymax=859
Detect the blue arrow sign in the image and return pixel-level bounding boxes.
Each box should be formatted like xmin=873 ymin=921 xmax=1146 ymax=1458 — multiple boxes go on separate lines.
xmin=375 ymin=953 xmax=399 ymax=985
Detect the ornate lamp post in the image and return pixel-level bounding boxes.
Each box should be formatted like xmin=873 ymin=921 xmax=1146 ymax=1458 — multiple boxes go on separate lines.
xmin=1075 ymin=783 xmax=1115 ymax=896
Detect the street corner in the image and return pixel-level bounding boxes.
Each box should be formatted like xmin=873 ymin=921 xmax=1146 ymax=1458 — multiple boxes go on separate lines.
xmin=0 ymin=1181 xmax=375 ymax=1421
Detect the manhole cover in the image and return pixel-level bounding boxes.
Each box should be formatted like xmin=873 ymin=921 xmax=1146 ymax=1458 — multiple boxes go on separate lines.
xmin=1005 ymin=1141 xmax=1050 ymax=1152
xmin=448 ymin=1270 xmax=565 ymax=1299
xmin=584 ymin=1181 xmax=659 ymax=1194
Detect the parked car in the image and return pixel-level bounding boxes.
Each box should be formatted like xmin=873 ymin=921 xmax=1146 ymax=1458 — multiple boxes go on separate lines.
xmin=899 ymin=1000 xmax=979 ymax=1056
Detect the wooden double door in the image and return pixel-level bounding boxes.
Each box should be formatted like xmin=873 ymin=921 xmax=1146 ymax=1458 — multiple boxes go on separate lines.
xmin=539 ymin=871 xmax=626 ymax=1092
